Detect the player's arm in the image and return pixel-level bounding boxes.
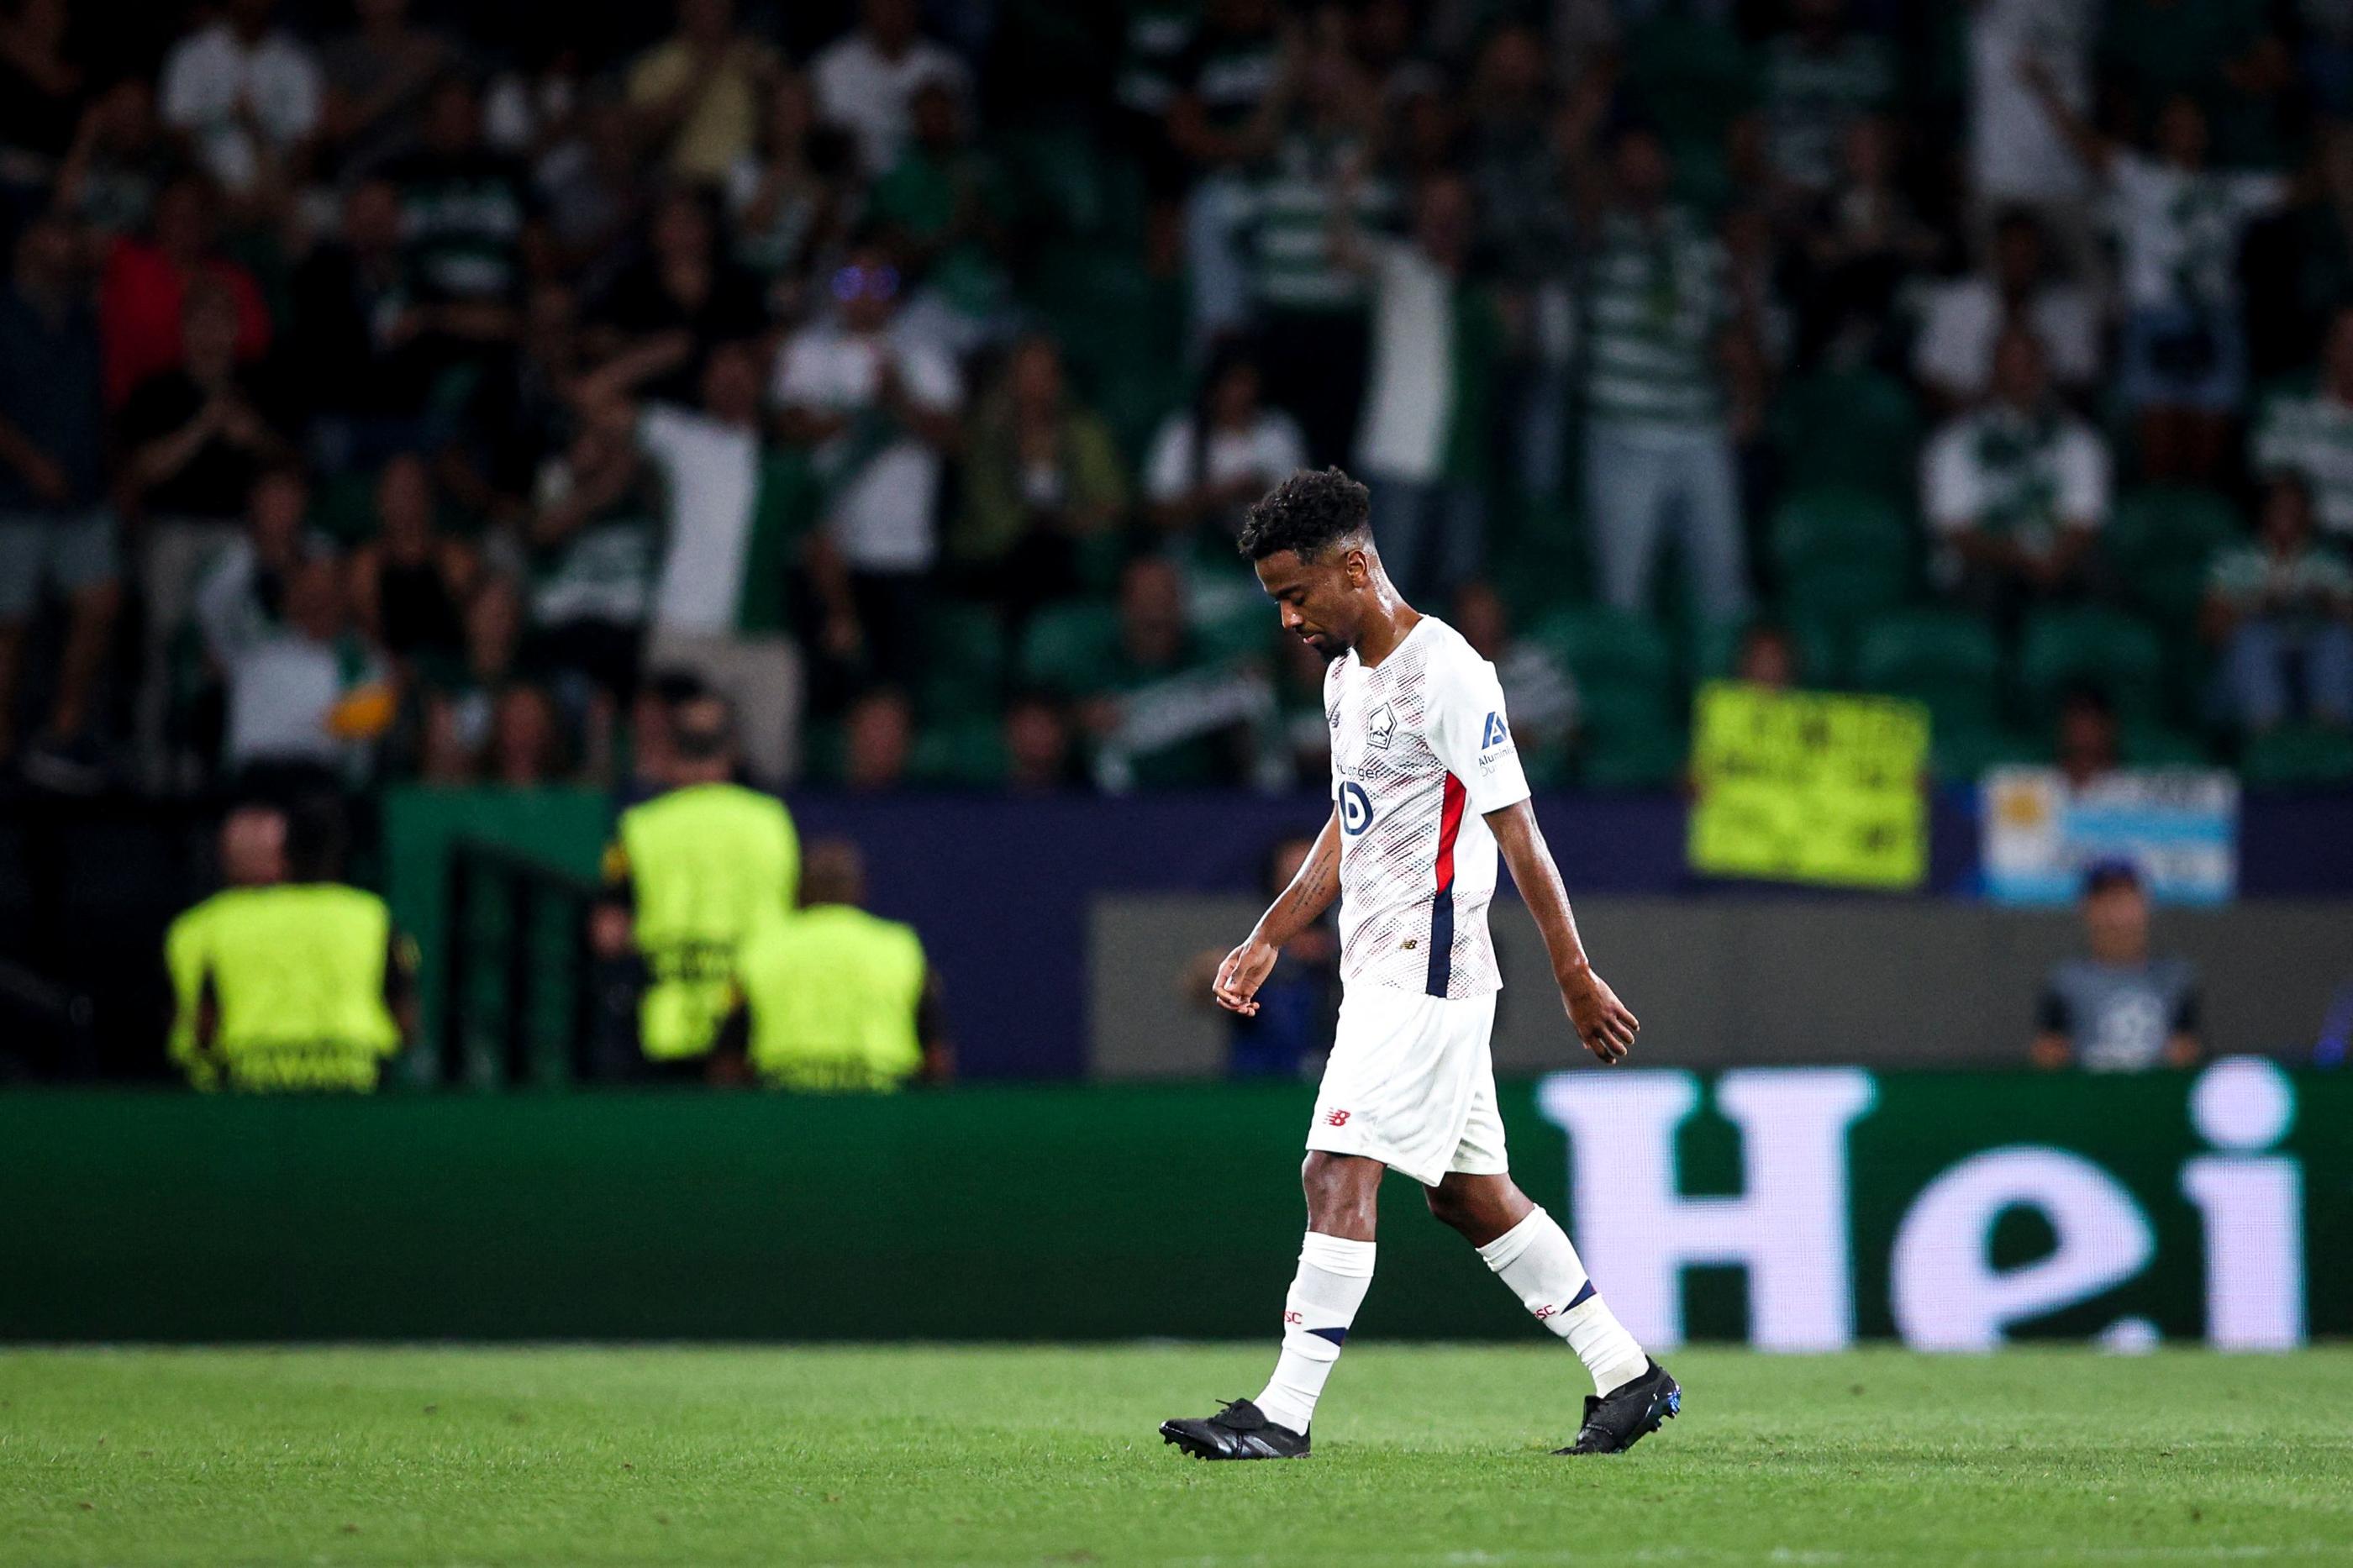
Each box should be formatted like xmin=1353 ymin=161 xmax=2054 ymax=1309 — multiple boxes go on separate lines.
xmin=1211 ymin=808 xmax=1341 ymax=1017
xmin=1488 ymin=801 xmax=1640 ymax=1065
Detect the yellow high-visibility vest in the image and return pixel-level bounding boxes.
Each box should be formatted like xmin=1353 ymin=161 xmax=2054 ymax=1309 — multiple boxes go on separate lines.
xmin=165 ymin=884 xmax=403 ymax=1092
xmin=619 ymin=782 xmax=798 ymax=1060
xmin=738 ymin=904 xmax=925 ymax=1092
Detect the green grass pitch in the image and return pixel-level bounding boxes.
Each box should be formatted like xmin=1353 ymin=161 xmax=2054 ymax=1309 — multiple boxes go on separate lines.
xmin=3 ymin=1344 xmax=2350 ymax=1566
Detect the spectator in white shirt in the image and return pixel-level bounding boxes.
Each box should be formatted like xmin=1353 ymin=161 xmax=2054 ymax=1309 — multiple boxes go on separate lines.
xmin=2025 ymin=66 xmax=2294 ymax=482
xmin=1964 ymin=0 xmax=2099 ymax=276
xmin=1923 ymin=326 xmax=2110 ymax=619
xmin=810 ymin=0 xmax=970 ymax=180
xmin=1144 ymin=339 xmax=1308 ymax=546
xmin=771 ymin=239 xmax=962 ymax=691
xmin=159 ymin=0 xmax=322 ymax=203
xmin=1913 ymin=208 xmax=2101 ymax=413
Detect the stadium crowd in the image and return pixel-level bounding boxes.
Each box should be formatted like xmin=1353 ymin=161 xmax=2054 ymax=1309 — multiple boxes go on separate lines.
xmin=4 ymin=0 xmax=2353 ymax=803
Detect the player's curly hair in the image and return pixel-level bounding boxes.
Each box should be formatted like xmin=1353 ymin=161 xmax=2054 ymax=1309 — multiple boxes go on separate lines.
xmin=1236 ymin=466 xmax=1371 ymax=563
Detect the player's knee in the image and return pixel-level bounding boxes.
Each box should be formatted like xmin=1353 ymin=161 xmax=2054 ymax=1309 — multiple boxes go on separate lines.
xmin=1424 ymin=1182 xmax=1475 ymax=1234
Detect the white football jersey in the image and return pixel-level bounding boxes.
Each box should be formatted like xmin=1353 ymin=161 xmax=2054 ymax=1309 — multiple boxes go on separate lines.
xmin=1325 ymin=616 xmax=1531 ymax=998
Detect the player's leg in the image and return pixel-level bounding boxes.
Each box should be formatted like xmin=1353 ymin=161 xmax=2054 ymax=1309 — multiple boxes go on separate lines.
xmin=1161 ymin=1151 xmax=1381 ymax=1460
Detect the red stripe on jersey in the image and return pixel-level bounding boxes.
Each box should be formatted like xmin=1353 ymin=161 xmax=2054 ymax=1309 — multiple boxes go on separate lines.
xmin=1434 ymin=772 xmax=1466 ymax=891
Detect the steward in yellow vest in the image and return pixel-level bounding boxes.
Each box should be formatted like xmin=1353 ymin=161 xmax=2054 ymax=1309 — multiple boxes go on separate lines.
xmin=711 ymin=838 xmax=947 ymax=1092
xmin=166 ymin=802 xmax=415 ymax=1092
xmin=595 ymin=691 xmax=798 ymax=1073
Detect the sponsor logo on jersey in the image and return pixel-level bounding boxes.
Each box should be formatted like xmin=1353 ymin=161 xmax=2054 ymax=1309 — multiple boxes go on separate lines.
xmin=1482 ymin=711 xmax=1508 ymax=748
xmin=1339 ymin=780 xmax=1374 ymax=835
xmin=1367 ymin=702 xmax=1397 ymax=750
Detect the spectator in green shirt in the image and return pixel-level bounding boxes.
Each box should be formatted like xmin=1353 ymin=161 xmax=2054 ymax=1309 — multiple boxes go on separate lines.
xmin=869 ymin=75 xmax=1009 ymax=356
xmin=2203 ymin=476 xmax=2353 ymax=733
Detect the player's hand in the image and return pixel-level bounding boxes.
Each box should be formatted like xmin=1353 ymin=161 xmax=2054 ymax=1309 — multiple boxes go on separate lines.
xmin=1561 ymin=966 xmax=1639 ymax=1065
xmin=1212 ymin=937 xmax=1280 ymax=1015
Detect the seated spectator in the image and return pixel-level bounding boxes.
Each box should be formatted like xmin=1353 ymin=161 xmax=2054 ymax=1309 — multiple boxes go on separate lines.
xmin=624 ymin=0 xmax=781 ymax=187
xmin=812 ymin=0 xmax=970 ymax=181
xmin=586 ymin=187 xmax=769 ymax=407
xmin=1453 ymin=581 xmax=1577 ymax=759
xmin=2033 ymin=859 xmax=2200 ymax=1072
xmin=97 ymin=171 xmax=271 ymax=406
xmin=1182 ymin=831 xmax=1338 ymax=1080
xmin=1577 ymin=126 xmax=1753 ymax=624
xmin=486 ymin=681 xmax=566 ymax=786
xmin=2251 ymin=303 xmax=2353 ymax=543
xmin=1001 ymin=690 xmax=1080 ymax=792
xmin=212 ymin=550 xmax=395 ymax=789
xmin=56 ymin=78 xmax=176 ymax=245
xmin=349 ymin=453 xmax=480 ymax=683
xmin=772 ymin=237 xmax=962 ymax=691
xmin=1913 ymin=208 xmax=2100 ymax=412
xmin=0 ymin=208 xmax=116 ymax=788
xmin=2203 ymin=477 xmax=2353 ymax=734
xmin=286 ymin=179 xmax=435 ymax=471
xmin=841 ymin=685 xmax=914 ymax=791
xmin=953 ymin=334 xmax=1127 ymax=624
xmin=725 ymin=73 xmax=854 ymax=318
xmin=1733 ymin=620 xmax=1803 ymax=691
xmin=535 ymin=94 xmax=648 ymax=289
xmin=157 ymin=0 xmax=321 ymax=208
xmin=2024 ymin=67 xmax=2291 ymax=481
xmin=870 ymin=75 xmax=1011 ymax=356
xmin=2054 ymin=686 xmax=2123 ymax=792
xmin=712 ymin=836 xmax=948 ymax=1092
xmin=584 ymin=339 xmax=801 ymax=786
xmin=417 ymin=572 xmax=523 ymax=782
xmin=1923 ymin=327 xmax=2108 ymax=618
xmin=192 ymin=466 xmax=314 ymax=661
xmin=1333 ymin=168 xmax=1499 ymax=606
xmin=317 ymin=0 xmax=458 ymax=179
xmin=1069 ymin=555 xmax=1270 ymax=790
xmin=1144 ymin=339 xmax=1308 ymax=546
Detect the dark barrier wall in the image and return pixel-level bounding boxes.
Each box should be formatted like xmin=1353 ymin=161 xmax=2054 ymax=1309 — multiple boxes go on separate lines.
xmin=2 ymin=1064 xmax=2339 ymax=1345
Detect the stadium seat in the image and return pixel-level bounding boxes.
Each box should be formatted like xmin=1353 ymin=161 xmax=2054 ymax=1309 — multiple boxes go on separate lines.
xmin=1580 ymin=722 xmax=1687 ymax=791
xmin=1853 ymin=610 xmax=2003 ymax=730
xmin=921 ymin=604 xmax=1008 ymax=713
xmin=2121 ymin=720 xmax=2214 ymax=769
xmin=1773 ymin=370 xmax=1923 ymax=502
xmin=2018 ymin=607 xmax=2166 ymax=719
xmin=1528 ymin=608 xmax=1683 ymax=790
xmin=1017 ymin=601 xmax=1121 ymax=694
xmin=911 ymin=716 xmax=1008 ymax=787
xmin=2240 ymin=723 xmax=2353 ymax=787
xmin=2107 ymin=486 xmax=2242 ymax=624
xmin=1769 ymin=487 xmax=1912 ymax=576
xmin=1928 ymin=719 xmax=2045 ymax=781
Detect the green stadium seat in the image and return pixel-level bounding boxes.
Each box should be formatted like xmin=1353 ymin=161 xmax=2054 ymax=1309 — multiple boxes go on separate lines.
xmin=1854 ymin=610 xmax=2003 ymax=730
xmin=1769 ymin=487 xmax=1912 ymax=575
xmin=1774 ymin=370 xmax=1923 ymax=502
xmin=911 ymin=716 xmax=1008 ymax=787
xmin=2018 ymin=607 xmax=2166 ymax=719
xmin=1528 ymin=608 xmax=1682 ymax=790
xmin=1581 ymin=721 xmax=1687 ymax=791
xmin=921 ymin=603 xmax=1008 ymax=712
xmin=2240 ymin=723 xmax=2353 ymax=787
xmin=2108 ymin=486 xmax=2243 ymax=624
xmin=1928 ymin=720 xmax=2045 ymax=782
xmin=1017 ymin=600 xmax=1120 ymax=694
xmin=2121 ymin=720 xmax=2214 ymax=769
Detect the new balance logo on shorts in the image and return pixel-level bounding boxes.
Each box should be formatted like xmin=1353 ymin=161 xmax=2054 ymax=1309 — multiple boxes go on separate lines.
xmin=1324 ymin=1108 xmax=1350 ymax=1127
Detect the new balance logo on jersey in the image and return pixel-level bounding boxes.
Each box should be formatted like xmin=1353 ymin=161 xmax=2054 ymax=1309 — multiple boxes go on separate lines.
xmin=1481 ymin=711 xmax=1508 ymax=748
xmin=1324 ymin=1108 xmax=1350 ymax=1127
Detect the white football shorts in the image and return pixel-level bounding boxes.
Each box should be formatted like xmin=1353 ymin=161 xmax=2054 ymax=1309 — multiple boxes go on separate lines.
xmin=1303 ymin=985 xmax=1507 ymax=1188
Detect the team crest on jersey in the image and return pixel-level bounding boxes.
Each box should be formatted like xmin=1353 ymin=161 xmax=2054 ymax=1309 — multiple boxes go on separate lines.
xmin=1366 ymin=702 xmax=1397 ymax=749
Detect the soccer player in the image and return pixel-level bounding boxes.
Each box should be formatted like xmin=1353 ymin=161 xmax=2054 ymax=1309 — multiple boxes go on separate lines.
xmin=1160 ymin=469 xmax=1679 ymax=1460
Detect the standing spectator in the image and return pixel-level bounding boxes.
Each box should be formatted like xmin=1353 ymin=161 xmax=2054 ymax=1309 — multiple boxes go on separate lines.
xmin=416 ymin=569 xmax=524 ymax=783
xmin=1144 ymin=339 xmax=1307 ymax=545
xmin=1168 ymin=0 xmax=1291 ymax=350
xmin=724 ymin=74 xmax=853 ymax=318
xmin=869 ymin=76 xmax=1010 ymax=356
xmin=97 ymin=172 xmax=271 ymax=406
xmin=348 ymin=452 xmax=478 ymax=684
xmin=1578 ymin=126 xmax=1751 ymax=623
xmin=1792 ymin=118 xmax=1940 ymax=371
xmin=810 ymin=0 xmax=969 ymax=181
xmin=1922 ymin=327 xmax=2108 ymax=618
xmin=157 ymin=0 xmax=321 ymax=204
xmin=2203 ymin=476 xmax=2353 ymax=734
xmin=1913 ymin=208 xmax=2101 ymax=412
xmin=1332 ymin=168 xmax=1500 ymax=604
xmin=1964 ymin=0 xmax=2098 ymax=276
xmin=2033 ymin=860 xmax=2200 ymax=1072
xmin=2252 ymin=303 xmax=2353 ymax=542
xmin=378 ymin=72 xmax=539 ymax=376
xmin=587 ymin=339 xmax=803 ymax=787
xmin=954 ymin=334 xmax=1127 ymax=624
xmin=1755 ymin=0 xmax=1898 ymax=206
xmin=586 ymin=187 xmax=769 ymax=408
xmin=56 ymin=78 xmax=176 ymax=245
xmin=2024 ymin=69 xmax=2292 ymax=482
xmin=317 ymin=0 xmax=458 ymax=178
xmin=772 ymin=239 xmax=961 ymax=690
xmin=626 ymin=0 xmax=781 ymax=187
xmin=437 ymin=281 xmax=585 ymax=526
xmin=535 ymin=95 xmax=648 ymax=289
xmin=0 ymin=0 xmax=84 ymax=222
xmin=0 ymin=208 xmax=114 ymax=786
xmin=286 ymin=178 xmax=435 ymax=474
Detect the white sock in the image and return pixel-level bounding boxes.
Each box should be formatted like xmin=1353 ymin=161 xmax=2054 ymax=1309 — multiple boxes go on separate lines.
xmin=1477 ymin=1206 xmax=1649 ymax=1396
xmin=1252 ymin=1232 xmax=1375 ymax=1435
